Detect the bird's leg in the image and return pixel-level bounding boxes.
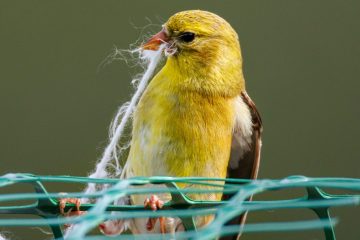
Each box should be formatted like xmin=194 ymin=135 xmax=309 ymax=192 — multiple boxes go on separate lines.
xmin=58 ymin=194 xmax=85 ymax=228
xmin=144 ymin=195 xmax=166 ymax=233
xmin=58 ymin=194 xmax=126 ymax=235
xmin=58 ymin=197 xmax=81 ymax=215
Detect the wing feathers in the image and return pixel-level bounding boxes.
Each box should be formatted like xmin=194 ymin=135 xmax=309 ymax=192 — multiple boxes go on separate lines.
xmin=227 ymin=91 xmax=262 ymax=180
xmin=220 ymin=91 xmax=262 ymax=240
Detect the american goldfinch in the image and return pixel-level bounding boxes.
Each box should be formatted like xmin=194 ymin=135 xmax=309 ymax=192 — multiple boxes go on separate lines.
xmin=100 ymin=10 xmax=262 ymax=238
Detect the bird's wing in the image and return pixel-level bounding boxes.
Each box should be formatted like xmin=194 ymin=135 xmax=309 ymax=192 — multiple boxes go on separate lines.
xmin=221 ymin=91 xmax=262 ymax=240
xmin=227 ymin=91 xmax=262 ymax=181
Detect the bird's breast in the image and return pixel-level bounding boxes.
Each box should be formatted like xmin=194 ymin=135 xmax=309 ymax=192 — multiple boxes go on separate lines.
xmin=127 ymin=84 xmax=235 ymax=179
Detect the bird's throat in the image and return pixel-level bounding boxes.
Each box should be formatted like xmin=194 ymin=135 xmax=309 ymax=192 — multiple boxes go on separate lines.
xmin=163 ymin=53 xmax=245 ymax=98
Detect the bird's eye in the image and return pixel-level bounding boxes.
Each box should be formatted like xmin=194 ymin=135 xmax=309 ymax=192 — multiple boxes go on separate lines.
xmin=178 ymin=32 xmax=195 ymax=43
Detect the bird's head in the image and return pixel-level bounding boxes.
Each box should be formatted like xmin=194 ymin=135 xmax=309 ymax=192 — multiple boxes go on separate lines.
xmin=143 ymin=10 xmax=245 ymax=97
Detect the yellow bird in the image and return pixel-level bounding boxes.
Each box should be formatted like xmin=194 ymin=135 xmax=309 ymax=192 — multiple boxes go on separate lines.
xmin=100 ymin=10 xmax=262 ymax=238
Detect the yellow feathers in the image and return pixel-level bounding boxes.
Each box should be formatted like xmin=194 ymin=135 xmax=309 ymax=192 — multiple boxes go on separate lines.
xmin=119 ymin=10 xmax=262 ymax=234
xmin=165 ymin=11 xmax=245 ymax=97
xmin=128 ymin=10 xmax=245 ymax=183
xmin=129 ymin=75 xmax=235 ymax=179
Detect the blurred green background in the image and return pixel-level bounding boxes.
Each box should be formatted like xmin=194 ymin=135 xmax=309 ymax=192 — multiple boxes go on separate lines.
xmin=0 ymin=0 xmax=359 ymax=239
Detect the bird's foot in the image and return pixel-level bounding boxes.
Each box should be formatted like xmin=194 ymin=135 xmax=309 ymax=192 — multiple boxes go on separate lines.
xmin=144 ymin=195 xmax=166 ymax=233
xmin=58 ymin=194 xmax=85 ymax=228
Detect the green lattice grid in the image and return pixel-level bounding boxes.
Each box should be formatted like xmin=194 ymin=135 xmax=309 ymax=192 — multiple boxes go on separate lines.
xmin=0 ymin=173 xmax=359 ymax=239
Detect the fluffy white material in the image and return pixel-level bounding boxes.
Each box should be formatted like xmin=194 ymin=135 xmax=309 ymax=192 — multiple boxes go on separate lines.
xmin=82 ymin=45 xmax=165 ymax=203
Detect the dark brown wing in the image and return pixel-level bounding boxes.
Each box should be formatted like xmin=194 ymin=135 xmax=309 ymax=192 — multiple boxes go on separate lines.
xmin=220 ymin=91 xmax=262 ymax=240
xmin=227 ymin=91 xmax=262 ymax=180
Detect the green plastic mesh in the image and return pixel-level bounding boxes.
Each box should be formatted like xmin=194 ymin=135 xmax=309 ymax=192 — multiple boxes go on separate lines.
xmin=0 ymin=173 xmax=359 ymax=239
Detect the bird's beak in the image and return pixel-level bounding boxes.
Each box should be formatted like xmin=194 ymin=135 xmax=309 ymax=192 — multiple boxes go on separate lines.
xmin=142 ymin=28 xmax=169 ymax=51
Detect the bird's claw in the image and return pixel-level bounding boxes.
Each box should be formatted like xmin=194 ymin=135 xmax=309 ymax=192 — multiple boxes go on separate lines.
xmin=144 ymin=195 xmax=166 ymax=233
xmin=58 ymin=196 xmax=81 ymax=214
xmin=58 ymin=193 xmax=85 ymax=228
